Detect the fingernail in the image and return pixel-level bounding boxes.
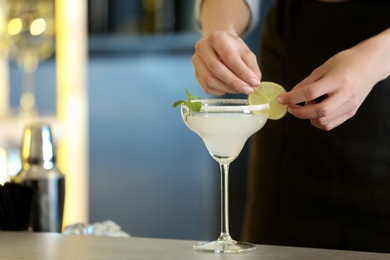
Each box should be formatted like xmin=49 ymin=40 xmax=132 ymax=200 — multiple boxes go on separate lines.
xmin=242 ymin=85 xmax=254 ymax=95
xmin=249 ymin=77 xmax=260 ymax=86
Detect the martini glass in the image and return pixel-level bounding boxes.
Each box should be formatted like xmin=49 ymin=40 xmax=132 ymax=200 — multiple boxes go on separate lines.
xmin=181 ymin=99 xmax=269 ymax=253
xmin=4 ymin=0 xmax=55 ymax=120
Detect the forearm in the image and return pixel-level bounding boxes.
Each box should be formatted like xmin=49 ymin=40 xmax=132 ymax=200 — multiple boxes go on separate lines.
xmin=200 ymin=0 xmax=251 ymax=37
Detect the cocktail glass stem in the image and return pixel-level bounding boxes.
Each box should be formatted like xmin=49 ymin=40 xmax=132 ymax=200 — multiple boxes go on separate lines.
xmin=20 ymin=67 xmax=37 ymax=116
xmin=193 ymin=160 xmax=256 ymax=253
xmin=194 ymin=159 xmax=256 ymax=253
xmin=218 ymin=163 xmax=233 ymax=243
xmin=18 ymin=55 xmax=39 ymax=120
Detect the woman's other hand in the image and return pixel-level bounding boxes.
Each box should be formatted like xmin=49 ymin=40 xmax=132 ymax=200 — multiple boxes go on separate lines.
xmin=278 ymin=28 xmax=390 ymax=131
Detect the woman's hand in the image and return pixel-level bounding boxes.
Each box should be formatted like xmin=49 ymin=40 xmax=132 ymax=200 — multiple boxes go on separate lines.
xmin=192 ymin=31 xmax=261 ymax=95
xmin=278 ymin=29 xmax=390 ymax=131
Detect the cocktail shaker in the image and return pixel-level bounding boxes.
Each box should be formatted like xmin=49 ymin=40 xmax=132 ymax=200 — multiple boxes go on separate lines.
xmin=13 ymin=122 xmax=65 ymax=232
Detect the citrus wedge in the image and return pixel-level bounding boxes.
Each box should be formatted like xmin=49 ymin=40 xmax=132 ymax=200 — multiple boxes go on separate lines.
xmin=248 ymin=81 xmax=287 ymax=120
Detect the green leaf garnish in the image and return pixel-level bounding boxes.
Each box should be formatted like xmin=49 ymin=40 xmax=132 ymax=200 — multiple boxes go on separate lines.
xmin=172 ymin=87 xmax=202 ymax=112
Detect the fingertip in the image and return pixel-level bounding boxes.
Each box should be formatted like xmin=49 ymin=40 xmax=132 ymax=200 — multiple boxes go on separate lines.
xmin=276 ymin=95 xmax=286 ymax=104
xmin=248 ymin=77 xmax=260 ymax=87
xmin=242 ymin=85 xmax=254 ymax=95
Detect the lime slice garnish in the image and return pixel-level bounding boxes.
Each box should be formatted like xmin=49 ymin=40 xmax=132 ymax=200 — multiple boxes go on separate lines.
xmin=248 ymin=81 xmax=287 ymax=120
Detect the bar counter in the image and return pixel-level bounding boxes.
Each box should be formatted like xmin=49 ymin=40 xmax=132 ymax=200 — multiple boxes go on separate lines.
xmin=0 ymin=232 xmax=389 ymax=259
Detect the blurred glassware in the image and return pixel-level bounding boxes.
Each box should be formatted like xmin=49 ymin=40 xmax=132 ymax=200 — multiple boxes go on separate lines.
xmin=63 ymin=220 xmax=130 ymax=238
xmin=4 ymin=0 xmax=55 ymax=120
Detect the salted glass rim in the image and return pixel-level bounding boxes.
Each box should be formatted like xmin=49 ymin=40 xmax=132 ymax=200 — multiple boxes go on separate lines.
xmin=181 ymin=99 xmax=270 ymax=112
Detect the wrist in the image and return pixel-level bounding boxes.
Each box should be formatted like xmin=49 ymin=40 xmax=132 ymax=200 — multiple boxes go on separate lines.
xmin=357 ymin=28 xmax=390 ymax=83
xmin=200 ymin=0 xmax=250 ymax=37
xmin=202 ymin=28 xmax=240 ymax=38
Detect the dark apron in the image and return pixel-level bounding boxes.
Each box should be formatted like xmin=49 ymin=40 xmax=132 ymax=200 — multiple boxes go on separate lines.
xmin=242 ymin=0 xmax=390 ymax=253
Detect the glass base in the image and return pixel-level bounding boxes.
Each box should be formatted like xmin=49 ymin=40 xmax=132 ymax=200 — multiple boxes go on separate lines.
xmin=193 ymin=240 xmax=256 ymax=254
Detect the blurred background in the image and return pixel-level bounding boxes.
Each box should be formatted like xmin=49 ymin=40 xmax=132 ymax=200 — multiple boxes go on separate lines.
xmin=0 ymin=0 xmax=272 ymax=240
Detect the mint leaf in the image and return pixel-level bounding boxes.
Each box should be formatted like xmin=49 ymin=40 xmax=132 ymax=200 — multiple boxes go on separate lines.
xmin=172 ymin=100 xmax=186 ymax=108
xmin=172 ymin=88 xmax=202 ymax=112
xmin=187 ymin=100 xmax=202 ymax=112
